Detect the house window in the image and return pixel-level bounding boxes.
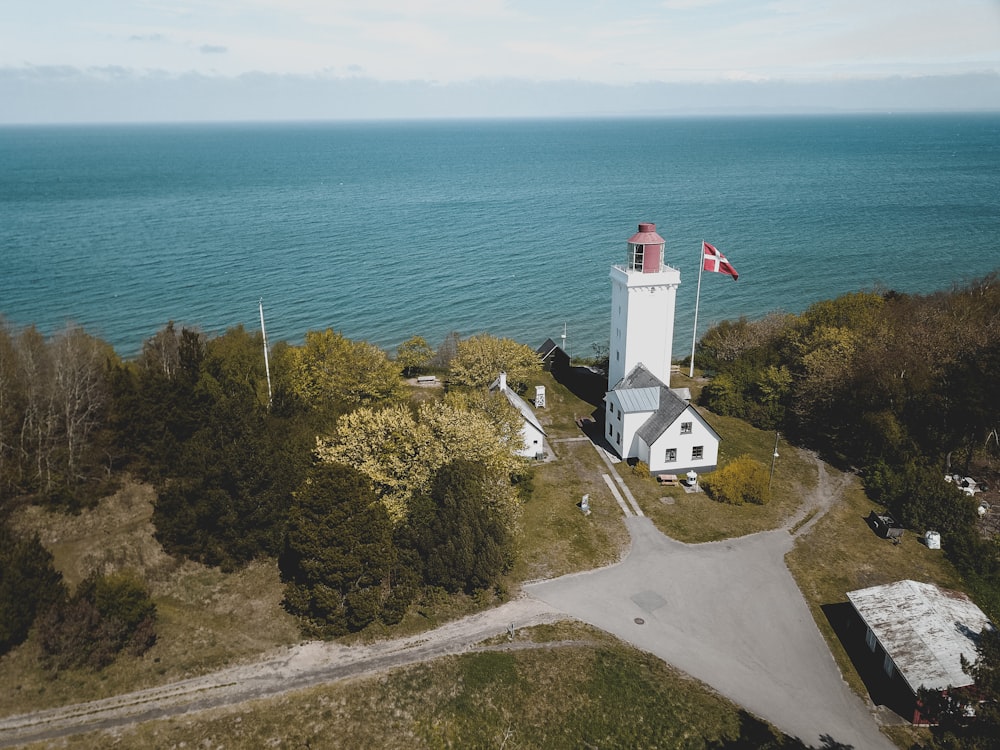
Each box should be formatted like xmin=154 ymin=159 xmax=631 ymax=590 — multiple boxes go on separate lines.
xmin=883 ymin=652 xmax=895 ymax=678
xmin=865 ymin=628 xmax=877 ymax=652
xmin=664 ymin=448 xmax=677 ymax=462
xmin=692 ymin=446 xmax=704 ymax=460
xmin=680 ymin=421 xmax=692 ymax=435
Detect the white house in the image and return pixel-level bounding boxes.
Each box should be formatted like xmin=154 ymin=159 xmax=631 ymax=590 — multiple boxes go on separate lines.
xmin=604 ymin=222 xmax=721 ymax=474
xmin=490 ymin=372 xmax=547 ymax=459
xmin=606 ymin=363 xmax=720 ymax=474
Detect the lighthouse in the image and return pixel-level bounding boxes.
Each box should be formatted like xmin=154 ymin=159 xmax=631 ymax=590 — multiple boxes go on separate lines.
xmin=603 ymin=222 xmax=719 ymax=474
xmin=607 ymin=222 xmax=681 ymax=389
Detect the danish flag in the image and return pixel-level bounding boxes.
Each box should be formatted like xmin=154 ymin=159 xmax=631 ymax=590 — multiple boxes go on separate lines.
xmin=702 ymin=241 xmax=739 ymax=281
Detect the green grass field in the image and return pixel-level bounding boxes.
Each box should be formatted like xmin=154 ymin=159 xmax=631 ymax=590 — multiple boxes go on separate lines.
xmin=22 ymin=623 xmax=789 ymax=750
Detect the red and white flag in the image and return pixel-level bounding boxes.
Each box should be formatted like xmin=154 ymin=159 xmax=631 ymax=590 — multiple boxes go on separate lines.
xmin=702 ymin=241 xmax=739 ymax=281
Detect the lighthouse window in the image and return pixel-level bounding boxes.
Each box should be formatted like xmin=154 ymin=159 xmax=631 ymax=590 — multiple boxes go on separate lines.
xmin=692 ymin=446 xmax=704 ymax=460
xmin=680 ymin=422 xmax=692 ymax=434
xmin=630 ymin=244 xmax=644 ymax=270
xmin=664 ymin=448 xmax=677 ymax=463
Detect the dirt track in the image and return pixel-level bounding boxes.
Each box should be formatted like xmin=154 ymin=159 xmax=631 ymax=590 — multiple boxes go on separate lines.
xmin=0 ymin=598 xmax=563 ymax=748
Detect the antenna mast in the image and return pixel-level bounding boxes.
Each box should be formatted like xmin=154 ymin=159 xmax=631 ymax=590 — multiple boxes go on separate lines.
xmin=259 ymin=298 xmax=273 ymax=407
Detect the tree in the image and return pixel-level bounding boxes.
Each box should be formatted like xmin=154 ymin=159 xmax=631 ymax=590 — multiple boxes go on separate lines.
xmin=406 ymin=460 xmax=511 ymax=594
xmin=396 ymin=335 xmax=434 ymax=378
xmin=448 ymin=334 xmax=541 ymax=391
xmin=0 ymin=522 xmax=65 ymax=654
xmin=431 ymin=331 xmax=462 ymax=370
xmin=317 ymin=400 xmax=523 ymax=525
xmin=279 ymin=463 xmax=394 ymax=635
xmin=50 ymin=325 xmax=113 ymax=491
xmin=281 ymin=329 xmax=403 ymax=416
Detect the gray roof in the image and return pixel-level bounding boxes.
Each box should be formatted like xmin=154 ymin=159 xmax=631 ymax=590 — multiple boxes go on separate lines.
xmin=611 ymin=363 xmax=666 ymax=392
xmin=847 ymin=580 xmax=994 ymax=694
xmin=617 ymin=386 xmax=660 ymax=413
xmin=636 ymin=387 xmax=691 ymax=445
xmin=610 ymin=364 xmax=710 ymax=445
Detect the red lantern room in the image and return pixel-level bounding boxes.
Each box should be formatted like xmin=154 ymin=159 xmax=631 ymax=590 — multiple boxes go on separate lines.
xmin=627 ymin=222 xmax=665 ymax=274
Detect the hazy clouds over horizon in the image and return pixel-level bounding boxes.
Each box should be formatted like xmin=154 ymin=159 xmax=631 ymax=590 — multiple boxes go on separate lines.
xmin=2 ymin=1 xmax=998 ymax=124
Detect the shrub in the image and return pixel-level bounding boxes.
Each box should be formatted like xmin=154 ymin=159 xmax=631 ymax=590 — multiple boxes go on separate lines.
xmin=0 ymin=524 xmax=66 ymax=655
xmin=702 ymin=455 xmax=770 ymax=506
xmin=37 ymin=570 xmax=157 ymax=670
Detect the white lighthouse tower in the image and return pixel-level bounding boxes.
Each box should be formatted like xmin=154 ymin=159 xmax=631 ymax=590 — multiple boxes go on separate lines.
xmin=607 ymin=222 xmax=681 ymax=389
xmin=603 ymin=222 xmax=719 ymax=474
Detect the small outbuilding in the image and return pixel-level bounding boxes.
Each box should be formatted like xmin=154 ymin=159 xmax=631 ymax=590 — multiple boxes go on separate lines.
xmin=846 ymin=579 xmax=995 ymax=723
xmin=490 ymin=372 xmax=548 ymax=460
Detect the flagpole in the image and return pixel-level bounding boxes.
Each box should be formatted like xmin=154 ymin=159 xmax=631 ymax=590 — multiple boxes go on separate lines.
xmin=689 ymin=241 xmax=705 ymax=378
xmin=259 ymin=298 xmax=273 ymax=408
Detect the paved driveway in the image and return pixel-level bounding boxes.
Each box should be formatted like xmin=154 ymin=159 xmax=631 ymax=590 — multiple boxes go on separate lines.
xmin=525 ymin=516 xmax=896 ymax=749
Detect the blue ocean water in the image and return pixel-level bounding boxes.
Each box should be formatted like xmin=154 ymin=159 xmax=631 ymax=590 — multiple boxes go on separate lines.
xmin=2 ymin=115 xmax=999 ymax=360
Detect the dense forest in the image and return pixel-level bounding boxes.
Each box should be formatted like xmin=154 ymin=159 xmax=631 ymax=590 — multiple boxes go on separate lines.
xmin=0 ymin=322 xmax=538 ymax=648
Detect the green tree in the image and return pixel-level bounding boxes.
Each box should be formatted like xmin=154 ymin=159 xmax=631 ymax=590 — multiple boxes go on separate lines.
xmin=396 ymin=335 xmax=434 ymax=378
xmin=279 ymin=463 xmax=395 ymax=635
xmin=406 ymin=460 xmax=511 ymax=593
xmin=282 ymin=329 xmax=403 ymax=416
xmin=317 ymin=400 xmax=523 ymax=525
xmin=448 ymin=334 xmax=541 ymax=391
xmin=0 ymin=523 xmax=65 ymax=654
xmin=148 ymin=325 xmax=310 ymax=569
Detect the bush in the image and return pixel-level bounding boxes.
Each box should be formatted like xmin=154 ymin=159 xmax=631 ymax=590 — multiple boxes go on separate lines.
xmin=37 ymin=570 xmax=157 ymax=670
xmin=702 ymin=455 xmax=770 ymax=506
xmin=0 ymin=524 xmax=66 ymax=655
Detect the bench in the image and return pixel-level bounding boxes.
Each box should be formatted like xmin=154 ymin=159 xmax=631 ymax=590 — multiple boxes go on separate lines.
xmin=416 ymin=375 xmax=437 ymax=384
xmin=657 ymin=474 xmax=679 ymax=486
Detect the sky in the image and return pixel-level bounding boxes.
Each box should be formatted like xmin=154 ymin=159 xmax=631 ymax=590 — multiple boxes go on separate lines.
xmin=2 ymin=0 xmax=999 ymax=122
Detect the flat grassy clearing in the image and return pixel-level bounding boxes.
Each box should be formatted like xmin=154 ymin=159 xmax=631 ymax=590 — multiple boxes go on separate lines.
xmin=26 ymin=623 xmax=791 ymax=750
xmin=510 ymin=440 xmax=630 ymax=583
xmin=617 ymin=410 xmax=818 ymax=542
xmin=508 ymin=370 xmax=630 ymax=582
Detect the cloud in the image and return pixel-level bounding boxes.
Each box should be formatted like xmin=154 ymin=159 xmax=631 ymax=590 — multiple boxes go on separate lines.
xmin=199 ymin=44 xmax=228 ymax=54
xmin=1 ymin=66 xmax=998 ymax=124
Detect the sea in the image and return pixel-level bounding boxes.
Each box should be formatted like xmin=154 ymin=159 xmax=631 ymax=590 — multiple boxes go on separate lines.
xmin=2 ymin=114 xmax=999 ymax=360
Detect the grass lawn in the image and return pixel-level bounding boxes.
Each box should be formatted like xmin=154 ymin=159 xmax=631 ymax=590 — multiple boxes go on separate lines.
xmin=27 ymin=623 xmax=796 ymax=750
xmin=6 ymin=363 xmax=965 ymax=750
xmin=618 ymin=410 xmax=819 ymax=542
